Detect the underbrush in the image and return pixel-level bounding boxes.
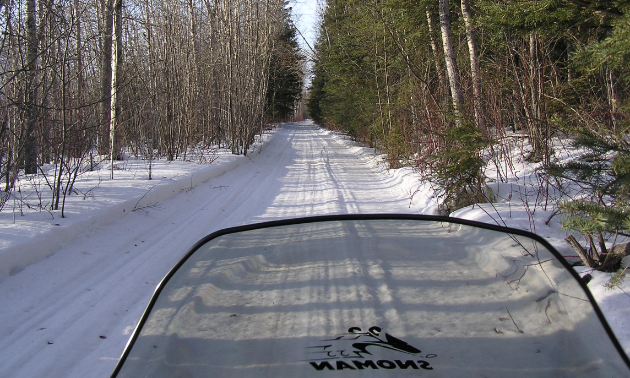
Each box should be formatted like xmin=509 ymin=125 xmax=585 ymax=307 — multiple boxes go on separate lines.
xmin=0 ymin=145 xmax=223 ymax=219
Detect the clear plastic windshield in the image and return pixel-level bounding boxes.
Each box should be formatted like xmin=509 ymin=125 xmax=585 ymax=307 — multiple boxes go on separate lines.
xmin=112 ymin=217 xmax=630 ymax=377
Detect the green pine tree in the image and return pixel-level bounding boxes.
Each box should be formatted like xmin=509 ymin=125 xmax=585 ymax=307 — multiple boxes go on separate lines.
xmin=266 ymin=6 xmax=304 ymax=122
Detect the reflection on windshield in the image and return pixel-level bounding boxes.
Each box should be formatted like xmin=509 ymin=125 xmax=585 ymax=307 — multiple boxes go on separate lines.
xmin=113 ymin=217 xmax=629 ymax=377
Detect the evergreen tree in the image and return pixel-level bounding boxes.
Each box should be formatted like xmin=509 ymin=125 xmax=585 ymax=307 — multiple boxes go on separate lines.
xmin=307 ymin=58 xmax=326 ymax=125
xmin=266 ymin=6 xmax=305 ymax=122
xmin=427 ymin=122 xmax=494 ymax=214
xmin=550 ymin=128 xmax=630 ymax=271
xmin=307 ymin=0 xmax=630 ymax=222
xmin=547 ymin=3 xmax=630 ymax=271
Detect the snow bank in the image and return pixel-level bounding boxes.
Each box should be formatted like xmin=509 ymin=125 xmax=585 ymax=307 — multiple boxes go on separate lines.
xmin=0 ymin=130 xmax=275 ymax=278
xmin=321 ymin=126 xmax=629 ymax=356
xmin=0 ymin=121 xmax=627 ymax=378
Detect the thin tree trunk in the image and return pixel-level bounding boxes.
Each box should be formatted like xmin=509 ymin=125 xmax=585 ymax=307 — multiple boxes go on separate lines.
xmin=144 ymin=0 xmax=156 ymax=177
xmin=383 ymin=33 xmax=395 ymax=164
xmin=426 ymin=6 xmax=448 ymax=108
xmin=54 ymin=54 xmax=67 ymax=211
xmin=74 ymin=0 xmax=85 ymax=156
xmin=23 ymin=0 xmax=38 ymax=174
xmin=438 ymin=0 xmax=463 ymax=125
xmin=187 ymin=0 xmax=201 ymax=88
xmin=528 ymin=33 xmax=544 ymax=161
xmin=74 ymin=0 xmax=84 ymax=101
xmin=606 ymin=68 xmax=619 ymax=131
xmin=99 ymin=0 xmax=113 ymax=155
xmin=374 ymin=23 xmax=386 ymax=142
xmin=109 ymin=0 xmax=122 ymax=179
xmin=461 ymin=0 xmax=485 ymax=131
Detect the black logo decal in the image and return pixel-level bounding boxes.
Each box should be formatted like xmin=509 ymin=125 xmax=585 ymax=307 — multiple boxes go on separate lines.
xmin=346 ymin=326 xmax=420 ymax=356
xmin=305 ymin=326 xmax=436 ymax=371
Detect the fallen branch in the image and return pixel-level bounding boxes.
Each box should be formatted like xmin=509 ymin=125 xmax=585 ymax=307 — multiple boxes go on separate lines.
xmin=544 ymin=209 xmax=560 ymax=225
xmin=565 ymin=235 xmax=594 ymax=267
xmin=133 ymin=185 xmax=157 ymax=212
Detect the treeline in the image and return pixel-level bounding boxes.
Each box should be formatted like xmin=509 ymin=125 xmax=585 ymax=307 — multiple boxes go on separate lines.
xmin=0 ymin=0 xmax=303 ymax=211
xmin=309 ymin=0 xmax=630 ymax=270
xmin=308 ymin=0 xmax=628 ymax=209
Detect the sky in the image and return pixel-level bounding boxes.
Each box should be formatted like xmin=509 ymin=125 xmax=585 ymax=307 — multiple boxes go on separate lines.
xmin=289 ymin=0 xmax=321 ymax=57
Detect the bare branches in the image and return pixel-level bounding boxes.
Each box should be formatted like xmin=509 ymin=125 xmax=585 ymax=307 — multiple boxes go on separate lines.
xmin=1 ymin=0 xmax=289 ymax=214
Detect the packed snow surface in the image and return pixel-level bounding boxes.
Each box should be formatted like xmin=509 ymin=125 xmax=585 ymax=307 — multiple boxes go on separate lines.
xmin=0 ymin=121 xmax=628 ymax=377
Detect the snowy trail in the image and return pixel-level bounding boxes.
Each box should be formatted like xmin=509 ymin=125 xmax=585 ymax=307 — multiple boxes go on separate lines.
xmin=0 ymin=122 xmax=424 ymax=378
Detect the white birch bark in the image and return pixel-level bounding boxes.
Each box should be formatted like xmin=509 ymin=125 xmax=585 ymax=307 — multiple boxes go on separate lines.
xmin=461 ymin=0 xmax=485 ymax=130
xmin=438 ymin=0 xmax=463 ymax=124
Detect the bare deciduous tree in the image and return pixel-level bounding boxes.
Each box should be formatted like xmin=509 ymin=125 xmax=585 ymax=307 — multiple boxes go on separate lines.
xmin=0 ymin=0 xmax=292 ymax=212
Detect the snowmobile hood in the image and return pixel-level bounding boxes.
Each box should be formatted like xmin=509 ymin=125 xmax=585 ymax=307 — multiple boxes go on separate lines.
xmin=111 ymin=214 xmax=630 ymax=377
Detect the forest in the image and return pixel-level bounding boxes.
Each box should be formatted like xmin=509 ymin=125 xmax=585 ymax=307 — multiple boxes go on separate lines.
xmin=308 ymin=0 xmax=630 ymax=269
xmin=1 ymin=0 xmax=629 ymax=271
xmin=0 ymin=0 xmax=304 ymax=212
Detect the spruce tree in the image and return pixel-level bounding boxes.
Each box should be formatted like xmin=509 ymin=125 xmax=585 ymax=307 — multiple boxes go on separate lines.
xmin=266 ymin=7 xmax=304 ymax=122
xmin=548 ymin=3 xmax=630 ymax=272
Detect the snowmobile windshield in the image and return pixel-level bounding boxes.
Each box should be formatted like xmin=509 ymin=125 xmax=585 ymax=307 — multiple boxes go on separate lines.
xmin=111 ymin=215 xmax=630 ymax=377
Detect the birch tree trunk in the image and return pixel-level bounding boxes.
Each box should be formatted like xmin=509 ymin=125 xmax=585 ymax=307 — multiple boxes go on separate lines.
xmin=426 ymin=6 xmax=448 ymax=108
xmin=438 ymin=0 xmax=463 ymax=125
xmin=460 ymin=0 xmax=485 ymax=131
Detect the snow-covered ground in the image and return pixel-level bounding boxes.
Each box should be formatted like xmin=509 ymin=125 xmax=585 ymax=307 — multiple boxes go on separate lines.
xmin=0 ymin=121 xmax=628 ymax=377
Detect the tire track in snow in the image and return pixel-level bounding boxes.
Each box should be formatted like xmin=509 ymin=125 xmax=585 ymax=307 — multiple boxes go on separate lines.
xmin=0 ymin=122 xmax=422 ymax=378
